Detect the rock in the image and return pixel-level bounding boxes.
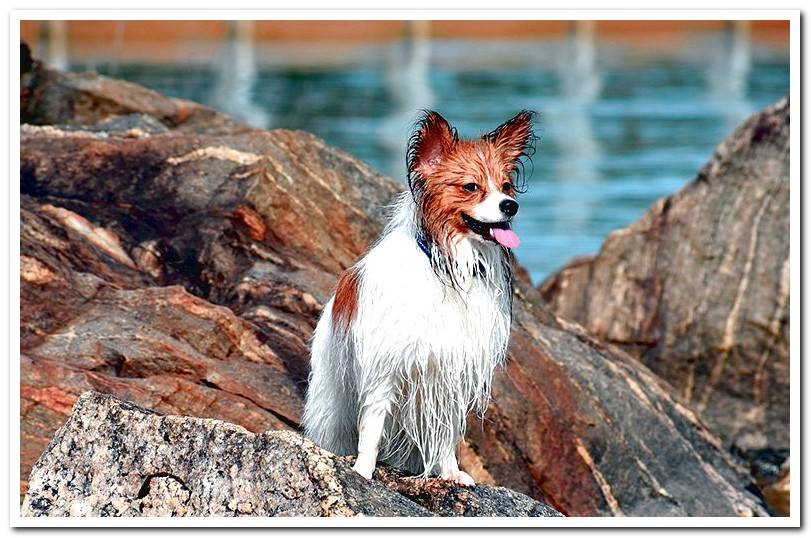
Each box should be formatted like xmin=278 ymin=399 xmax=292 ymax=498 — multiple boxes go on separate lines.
xmin=465 ymin=282 xmax=770 ymax=516
xmin=21 ymin=42 xmax=33 ymax=75
xmin=21 ymin=50 xmax=246 ymax=135
xmin=539 ymin=98 xmax=789 ymax=493
xmin=19 ymin=53 xmax=770 ymax=516
xmin=21 ymin=392 xmax=561 ymax=517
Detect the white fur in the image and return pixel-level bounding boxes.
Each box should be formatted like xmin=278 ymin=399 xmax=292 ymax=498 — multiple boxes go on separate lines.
xmin=302 ymin=192 xmax=512 ymax=483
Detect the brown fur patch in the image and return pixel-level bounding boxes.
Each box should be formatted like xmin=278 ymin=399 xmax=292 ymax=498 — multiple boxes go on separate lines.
xmin=332 ymin=267 xmax=361 ymax=331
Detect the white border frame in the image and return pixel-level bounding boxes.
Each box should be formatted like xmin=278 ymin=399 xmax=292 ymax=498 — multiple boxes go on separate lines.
xmin=9 ymin=8 xmax=800 ymax=528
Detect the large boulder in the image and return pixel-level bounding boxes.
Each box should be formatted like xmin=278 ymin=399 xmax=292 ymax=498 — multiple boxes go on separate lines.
xmin=19 ymin=52 xmax=769 ymax=516
xmin=540 ymin=98 xmax=790 ymax=492
xmin=22 ymin=392 xmax=561 ymax=517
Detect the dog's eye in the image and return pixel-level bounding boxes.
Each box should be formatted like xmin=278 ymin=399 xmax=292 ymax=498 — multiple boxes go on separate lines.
xmin=502 ymin=182 xmax=513 ymax=193
xmin=463 ymin=183 xmax=479 ymax=192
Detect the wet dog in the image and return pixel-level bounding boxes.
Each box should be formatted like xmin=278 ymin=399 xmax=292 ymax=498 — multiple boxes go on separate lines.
xmin=303 ymin=110 xmax=535 ymax=485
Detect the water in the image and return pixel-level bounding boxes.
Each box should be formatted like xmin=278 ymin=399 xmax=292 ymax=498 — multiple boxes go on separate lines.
xmin=72 ymin=35 xmax=789 ymax=283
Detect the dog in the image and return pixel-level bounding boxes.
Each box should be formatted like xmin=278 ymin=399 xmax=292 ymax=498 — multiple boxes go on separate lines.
xmin=303 ymin=110 xmax=535 ymax=485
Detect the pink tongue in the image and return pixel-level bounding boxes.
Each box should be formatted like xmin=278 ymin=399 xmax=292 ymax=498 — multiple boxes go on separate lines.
xmin=491 ymin=227 xmax=520 ymax=249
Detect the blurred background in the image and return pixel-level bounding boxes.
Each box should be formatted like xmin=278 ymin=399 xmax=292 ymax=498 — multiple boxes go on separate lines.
xmin=20 ymin=20 xmax=790 ymax=283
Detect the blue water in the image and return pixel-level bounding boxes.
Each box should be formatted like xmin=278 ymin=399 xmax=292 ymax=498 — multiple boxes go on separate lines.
xmin=74 ymin=36 xmax=789 ymax=283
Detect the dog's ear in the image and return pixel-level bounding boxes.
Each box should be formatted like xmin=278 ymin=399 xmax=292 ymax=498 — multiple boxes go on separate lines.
xmin=408 ymin=111 xmax=457 ymax=181
xmin=483 ymin=110 xmax=536 ymax=165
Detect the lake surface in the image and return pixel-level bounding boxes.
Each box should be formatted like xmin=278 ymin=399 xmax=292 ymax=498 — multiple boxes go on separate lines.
xmin=73 ymin=34 xmax=789 ymax=283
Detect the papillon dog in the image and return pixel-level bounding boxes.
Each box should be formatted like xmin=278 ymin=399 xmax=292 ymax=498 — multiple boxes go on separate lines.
xmin=303 ymin=110 xmax=535 ymax=485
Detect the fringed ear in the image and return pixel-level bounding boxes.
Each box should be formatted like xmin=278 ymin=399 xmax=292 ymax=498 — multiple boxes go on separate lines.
xmin=407 ymin=110 xmax=457 ymax=190
xmin=483 ymin=110 xmax=536 ymax=166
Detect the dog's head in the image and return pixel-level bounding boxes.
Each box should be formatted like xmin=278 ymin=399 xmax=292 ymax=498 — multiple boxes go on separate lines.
xmin=407 ymin=110 xmax=535 ymax=252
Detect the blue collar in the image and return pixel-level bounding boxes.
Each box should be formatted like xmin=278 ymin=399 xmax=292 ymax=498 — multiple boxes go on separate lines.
xmin=416 ymin=233 xmax=432 ymax=259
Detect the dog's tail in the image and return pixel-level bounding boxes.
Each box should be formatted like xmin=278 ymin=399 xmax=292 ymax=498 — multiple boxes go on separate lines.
xmin=302 ymin=299 xmax=359 ymax=456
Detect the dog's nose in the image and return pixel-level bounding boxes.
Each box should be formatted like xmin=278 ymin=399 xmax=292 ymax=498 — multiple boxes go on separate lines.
xmin=500 ymin=199 xmax=519 ymax=217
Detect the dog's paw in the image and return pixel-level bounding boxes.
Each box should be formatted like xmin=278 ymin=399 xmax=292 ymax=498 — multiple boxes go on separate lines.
xmin=352 ymin=458 xmax=375 ymax=480
xmin=441 ymin=469 xmax=475 ymax=487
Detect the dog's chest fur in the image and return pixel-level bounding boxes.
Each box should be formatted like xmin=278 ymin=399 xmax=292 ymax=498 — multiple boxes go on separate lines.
xmin=357 ymin=228 xmax=511 ymax=365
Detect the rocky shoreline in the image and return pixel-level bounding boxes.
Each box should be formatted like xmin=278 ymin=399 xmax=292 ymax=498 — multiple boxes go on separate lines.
xmin=19 ymin=47 xmax=787 ymax=517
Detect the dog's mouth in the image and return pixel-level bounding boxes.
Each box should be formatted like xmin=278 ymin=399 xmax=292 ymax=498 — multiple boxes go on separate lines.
xmin=461 ymin=214 xmax=521 ymax=249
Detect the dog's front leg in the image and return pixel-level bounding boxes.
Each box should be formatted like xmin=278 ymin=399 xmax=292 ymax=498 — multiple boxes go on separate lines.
xmin=352 ymin=387 xmax=391 ymax=480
